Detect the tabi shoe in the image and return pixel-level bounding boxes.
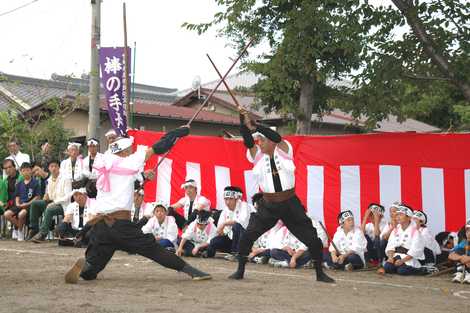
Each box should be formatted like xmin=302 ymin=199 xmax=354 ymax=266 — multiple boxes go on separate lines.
xmin=315 ymin=261 xmax=335 ymax=283
xmin=65 ymin=258 xmax=85 ymax=284
xmin=228 ymin=255 xmax=248 ymax=280
xmin=180 ymin=264 xmax=212 ymax=281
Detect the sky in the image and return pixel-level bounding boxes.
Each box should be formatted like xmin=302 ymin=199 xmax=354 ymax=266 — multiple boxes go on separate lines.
xmin=0 ymin=0 xmax=392 ymax=91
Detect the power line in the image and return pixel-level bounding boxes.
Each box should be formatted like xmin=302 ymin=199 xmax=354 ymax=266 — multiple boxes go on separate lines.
xmin=0 ymin=0 xmax=39 ymax=18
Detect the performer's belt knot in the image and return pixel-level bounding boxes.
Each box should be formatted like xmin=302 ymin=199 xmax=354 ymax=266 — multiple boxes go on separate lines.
xmin=88 ymin=210 xmax=131 ymax=227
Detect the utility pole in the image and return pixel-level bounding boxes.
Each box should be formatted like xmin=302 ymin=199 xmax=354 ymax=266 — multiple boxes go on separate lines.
xmin=87 ymin=0 xmax=101 ymax=139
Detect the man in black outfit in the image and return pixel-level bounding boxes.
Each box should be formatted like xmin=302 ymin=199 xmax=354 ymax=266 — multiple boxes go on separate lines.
xmin=229 ymin=111 xmax=334 ymax=283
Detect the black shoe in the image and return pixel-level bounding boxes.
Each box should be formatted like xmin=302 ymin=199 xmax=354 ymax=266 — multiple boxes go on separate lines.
xmin=316 ymin=271 xmax=335 ymax=283
xmin=228 ymin=255 xmax=248 ymax=280
xmin=180 ymin=264 xmax=212 ymax=281
xmin=31 ymin=232 xmax=47 ymax=243
xmin=26 ymin=229 xmax=38 ymax=241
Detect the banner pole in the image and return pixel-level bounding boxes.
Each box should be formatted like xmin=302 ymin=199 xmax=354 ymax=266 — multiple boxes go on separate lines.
xmin=123 ymin=2 xmax=131 ymax=129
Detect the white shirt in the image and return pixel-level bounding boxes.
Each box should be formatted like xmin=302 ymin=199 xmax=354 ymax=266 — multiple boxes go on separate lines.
xmin=94 ymin=145 xmax=147 ymax=214
xmin=182 ymin=220 xmax=217 ymax=247
xmin=45 ymin=174 xmax=72 ymax=208
xmin=270 ymin=226 xmax=308 ymax=252
xmin=253 ymin=220 xmax=283 ymax=249
xmin=6 ymin=151 xmax=30 ymax=168
xmin=65 ymin=198 xmax=96 ymax=230
xmin=60 ymin=157 xmax=85 ymax=182
xmin=380 ymin=222 xmax=395 ymax=240
xmin=329 ymin=226 xmax=368 ymax=265
xmin=142 ymin=216 xmax=178 ymax=247
xmin=386 ymin=223 xmax=425 ymax=268
xmin=418 ymin=226 xmax=441 ymax=257
xmin=83 ymin=153 xmax=104 ymax=180
xmin=247 ymin=141 xmax=295 ymax=193
xmin=217 ymin=200 xmax=253 ymax=239
xmin=365 ymin=219 xmax=388 ymax=239
xmin=175 ymin=195 xmax=211 ymax=220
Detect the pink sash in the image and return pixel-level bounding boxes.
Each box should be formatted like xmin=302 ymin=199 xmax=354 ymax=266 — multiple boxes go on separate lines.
xmin=94 ymin=158 xmax=139 ymax=192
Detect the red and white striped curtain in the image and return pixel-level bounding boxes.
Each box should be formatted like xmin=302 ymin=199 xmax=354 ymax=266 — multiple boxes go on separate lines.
xmin=130 ymin=130 xmax=470 ymax=235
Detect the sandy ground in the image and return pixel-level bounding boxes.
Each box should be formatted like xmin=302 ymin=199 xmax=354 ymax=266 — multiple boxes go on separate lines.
xmin=0 ymin=240 xmax=469 ymax=313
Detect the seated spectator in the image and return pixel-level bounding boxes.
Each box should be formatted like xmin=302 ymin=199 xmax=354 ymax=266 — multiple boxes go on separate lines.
xmin=207 ymin=186 xmax=253 ymax=260
xmin=56 ymin=188 xmax=96 ymax=246
xmin=449 ymin=220 xmax=470 ymax=284
xmin=435 ymin=231 xmax=458 ymax=264
xmin=249 ymin=220 xmax=283 ymax=264
xmin=169 ymin=179 xmax=211 ymax=229
xmin=32 ymin=163 xmax=50 ymax=199
xmin=30 ymin=160 xmax=72 ymax=242
xmin=377 ymin=202 xmax=400 ymax=273
xmin=412 ymin=210 xmax=441 ymax=265
xmin=325 ymin=210 xmax=367 ymax=271
xmin=176 ymin=211 xmax=216 ymax=257
xmin=269 ymin=225 xmax=311 ymax=269
xmin=4 ymin=162 xmax=41 ymax=241
xmin=361 ymin=203 xmax=387 ymax=264
xmin=131 ymin=185 xmax=146 ymax=223
xmin=384 ymin=204 xmax=426 ymax=275
xmin=141 ymin=201 xmax=178 ymax=251
xmin=83 ymin=138 xmax=103 ymax=180
xmin=0 ymin=159 xmax=23 ymax=222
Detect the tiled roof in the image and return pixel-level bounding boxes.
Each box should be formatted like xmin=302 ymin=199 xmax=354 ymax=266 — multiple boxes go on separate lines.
xmin=98 ymin=100 xmax=240 ymax=125
xmin=0 ymin=72 xmax=178 ymax=111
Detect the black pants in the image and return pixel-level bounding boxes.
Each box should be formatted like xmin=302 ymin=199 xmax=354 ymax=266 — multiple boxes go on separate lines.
xmin=80 ymin=220 xmax=186 ymax=280
xmin=238 ymin=195 xmax=323 ymax=263
xmin=169 ymin=211 xmax=198 ymax=230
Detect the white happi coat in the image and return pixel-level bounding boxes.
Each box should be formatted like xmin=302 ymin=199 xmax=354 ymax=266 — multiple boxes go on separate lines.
xmin=253 ymin=220 xmax=283 ymax=249
xmin=182 ymin=220 xmax=217 ymax=247
xmin=65 ymin=198 xmax=96 ymax=230
xmin=175 ymin=194 xmax=211 ymax=220
xmin=271 ymin=226 xmax=308 ymax=252
xmin=83 ymin=153 xmax=103 ymax=180
xmin=418 ymin=226 xmax=441 ymax=257
xmin=329 ymin=226 xmax=368 ymax=264
xmin=142 ymin=216 xmax=178 ymax=247
xmin=380 ymin=222 xmax=396 ymax=240
xmin=6 ymin=151 xmax=30 ymax=168
xmin=386 ymin=223 xmax=425 ymax=268
xmin=60 ymin=157 xmax=85 ymax=182
xmin=247 ymin=141 xmax=295 ymax=193
xmin=94 ymin=145 xmax=146 ymax=214
xmin=365 ymin=219 xmax=388 ymax=239
xmin=217 ymin=200 xmax=252 ymax=239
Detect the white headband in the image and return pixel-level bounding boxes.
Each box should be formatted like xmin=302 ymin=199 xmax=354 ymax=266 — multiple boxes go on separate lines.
xmin=413 ymin=210 xmax=427 ymax=224
xmin=397 ymin=205 xmax=413 ymax=217
xmin=105 ymin=129 xmax=117 ymax=137
xmin=224 ymin=190 xmax=242 ymax=199
xmin=181 ymin=180 xmax=197 ymax=189
xmin=67 ymin=142 xmax=81 ymax=149
xmin=87 ymin=138 xmax=99 ymax=146
xmin=109 ymin=137 xmax=134 ymax=154
xmin=370 ymin=204 xmax=384 ymax=215
xmin=339 ymin=210 xmax=354 ymax=224
xmin=71 ymin=187 xmax=87 ymax=197
xmin=153 ymin=200 xmax=168 ymax=211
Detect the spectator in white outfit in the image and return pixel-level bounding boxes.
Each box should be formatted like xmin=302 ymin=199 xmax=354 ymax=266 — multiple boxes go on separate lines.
xmin=141 ymin=202 xmax=178 ymax=251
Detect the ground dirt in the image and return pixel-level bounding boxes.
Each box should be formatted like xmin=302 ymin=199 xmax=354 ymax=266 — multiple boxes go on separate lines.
xmin=0 ymin=240 xmax=469 ymax=313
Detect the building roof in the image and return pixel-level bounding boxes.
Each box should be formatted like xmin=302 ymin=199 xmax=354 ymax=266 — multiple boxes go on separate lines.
xmin=0 ymin=72 xmax=178 ymax=112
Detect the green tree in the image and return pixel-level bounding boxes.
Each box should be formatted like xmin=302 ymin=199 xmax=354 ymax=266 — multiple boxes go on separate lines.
xmin=0 ymin=98 xmax=74 ymax=162
xmin=184 ymin=0 xmax=375 ymax=134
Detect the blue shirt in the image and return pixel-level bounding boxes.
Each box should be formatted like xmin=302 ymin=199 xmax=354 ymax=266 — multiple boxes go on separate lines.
xmin=452 ymin=240 xmax=470 ymax=256
xmin=15 ymin=178 xmax=41 ymax=204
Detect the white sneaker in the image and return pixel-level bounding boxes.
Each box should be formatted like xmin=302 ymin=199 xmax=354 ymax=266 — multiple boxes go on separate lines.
xmin=452 ymin=272 xmax=463 ymax=283
xmin=17 ymin=229 xmax=24 ymax=241
xmin=463 ymin=273 xmax=470 ymax=284
xmin=12 ymin=229 xmax=18 ymax=239
xmin=273 ymin=260 xmax=289 ymax=268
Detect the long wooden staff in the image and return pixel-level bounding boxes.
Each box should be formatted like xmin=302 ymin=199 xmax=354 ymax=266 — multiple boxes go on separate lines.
xmin=319 ymin=221 xmax=341 ymax=255
xmin=153 ymin=38 xmax=254 ymax=170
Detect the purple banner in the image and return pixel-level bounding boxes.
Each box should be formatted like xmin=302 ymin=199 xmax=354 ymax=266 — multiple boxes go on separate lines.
xmin=99 ymin=46 xmax=131 ymax=137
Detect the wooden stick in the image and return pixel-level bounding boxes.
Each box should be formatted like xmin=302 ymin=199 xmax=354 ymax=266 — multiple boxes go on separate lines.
xmin=153 ymin=38 xmax=255 ymax=170
xmin=206 ymin=53 xmax=242 ymax=109
xmin=426 ymin=266 xmax=454 ymax=277
xmin=318 ymin=221 xmax=340 ymax=255
xmin=123 ymin=2 xmax=131 ymax=127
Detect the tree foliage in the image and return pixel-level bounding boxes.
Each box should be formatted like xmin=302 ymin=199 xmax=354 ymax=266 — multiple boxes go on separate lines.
xmin=0 ymin=98 xmax=74 ymax=162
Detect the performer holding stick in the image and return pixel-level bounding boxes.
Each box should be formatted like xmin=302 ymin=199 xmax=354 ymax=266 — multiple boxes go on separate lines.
xmin=229 ymin=111 xmax=334 ymax=283
xmin=65 ymin=126 xmax=212 ymax=284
